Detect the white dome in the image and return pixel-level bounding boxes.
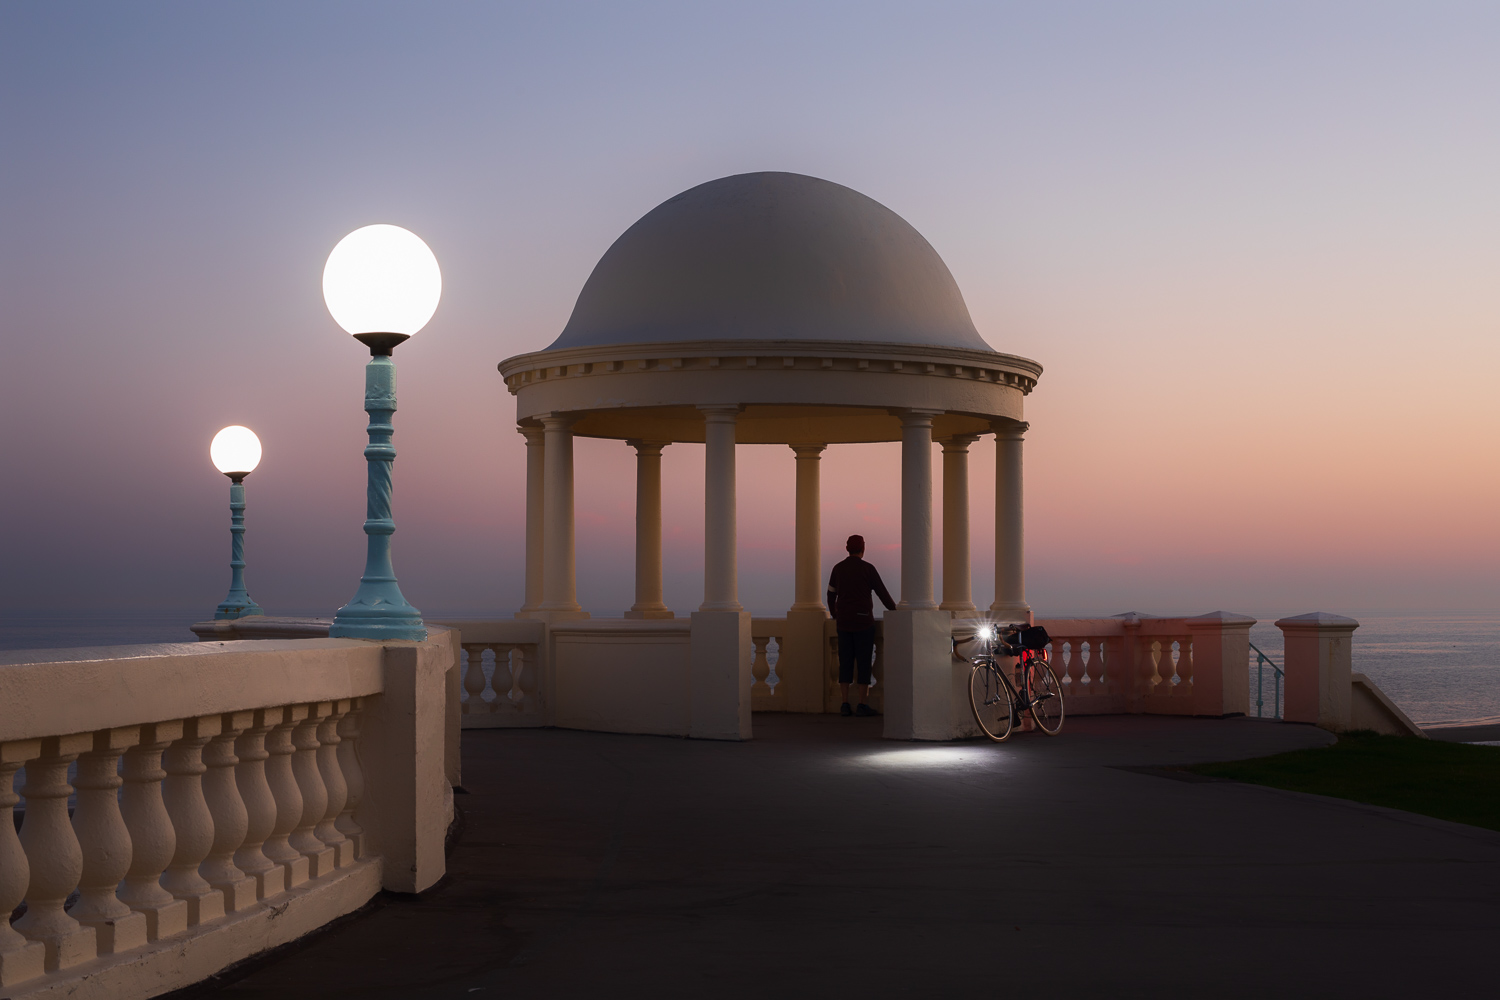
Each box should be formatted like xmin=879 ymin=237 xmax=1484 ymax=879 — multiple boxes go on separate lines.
xmin=548 ymin=172 xmax=992 ymax=353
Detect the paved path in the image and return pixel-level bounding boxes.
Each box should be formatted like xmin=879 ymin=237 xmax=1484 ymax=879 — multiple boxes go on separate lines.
xmin=198 ymin=715 xmax=1500 ymax=998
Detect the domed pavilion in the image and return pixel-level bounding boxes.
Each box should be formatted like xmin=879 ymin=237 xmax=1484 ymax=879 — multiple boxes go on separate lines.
xmin=497 ymin=171 xmax=1041 ymax=740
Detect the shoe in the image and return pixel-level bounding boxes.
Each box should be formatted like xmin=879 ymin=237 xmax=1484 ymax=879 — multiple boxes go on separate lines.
xmin=855 ymin=703 xmax=879 ymax=717
xmin=840 ymin=702 xmax=853 ymax=716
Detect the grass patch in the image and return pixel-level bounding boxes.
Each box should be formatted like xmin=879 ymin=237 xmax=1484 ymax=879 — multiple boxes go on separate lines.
xmin=1189 ymin=730 xmax=1500 ymax=833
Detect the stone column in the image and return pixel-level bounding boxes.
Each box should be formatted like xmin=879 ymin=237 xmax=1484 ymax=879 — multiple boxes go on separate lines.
xmin=939 ymin=434 xmax=980 ymax=617
xmin=790 ymin=444 xmax=827 ymax=613
xmin=781 ymin=444 xmax=830 ymax=714
xmin=990 ymin=420 xmax=1030 ymax=619
xmin=539 ymin=414 xmax=587 ymax=620
xmin=884 ymin=412 xmax=963 ymax=739
xmin=699 ymin=406 xmax=741 ymax=612
xmin=899 ymin=410 xmax=939 ymax=610
xmin=691 ymin=405 xmax=750 ymax=739
xmin=625 ymin=440 xmax=673 ymax=618
xmin=516 ymin=426 xmax=545 ymax=619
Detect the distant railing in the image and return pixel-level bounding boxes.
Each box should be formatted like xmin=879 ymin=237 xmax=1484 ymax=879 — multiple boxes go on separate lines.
xmin=439 ymin=620 xmax=546 ymax=728
xmin=0 ymin=634 xmax=456 ymax=999
xmin=1251 ymin=641 xmax=1284 ymax=720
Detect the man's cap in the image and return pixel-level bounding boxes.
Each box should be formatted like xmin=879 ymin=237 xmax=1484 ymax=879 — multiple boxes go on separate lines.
xmin=846 ymin=534 xmax=865 ymax=553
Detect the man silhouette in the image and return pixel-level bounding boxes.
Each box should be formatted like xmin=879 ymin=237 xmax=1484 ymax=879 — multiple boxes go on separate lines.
xmin=827 ymin=534 xmax=897 ymax=717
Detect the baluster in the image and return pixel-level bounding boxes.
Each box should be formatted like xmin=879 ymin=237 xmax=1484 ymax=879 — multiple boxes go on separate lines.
xmin=1096 ymin=639 xmax=1108 ymax=693
xmin=202 ymin=712 xmax=257 ymax=912
xmin=15 ymin=734 xmax=97 ymax=970
xmin=263 ymin=705 xmax=310 ymax=888
xmin=290 ymin=703 xmax=335 ymax=878
xmin=750 ymin=637 xmax=771 ymax=695
xmin=1061 ymin=641 xmax=1077 ymax=691
xmin=0 ymin=741 xmax=45 ymax=988
xmin=119 ymin=721 xmax=188 ymax=941
xmin=493 ymin=645 xmax=516 ymax=710
xmin=1147 ymin=640 xmax=1163 ymax=693
xmin=462 ymin=644 xmax=490 ymax=714
xmin=1178 ymin=637 xmax=1194 ymax=693
xmin=314 ymin=702 xmax=352 ymax=868
xmin=161 ymin=717 xmax=226 ymax=926
xmin=766 ymin=636 xmax=782 ymax=691
xmin=70 ymin=727 xmax=147 ymax=955
xmin=335 ymin=700 xmax=365 ymax=859
xmin=516 ymin=645 xmax=539 ymax=715
xmin=233 ymin=708 xmax=286 ymax=899
xmin=1079 ymin=641 xmax=1093 ymax=689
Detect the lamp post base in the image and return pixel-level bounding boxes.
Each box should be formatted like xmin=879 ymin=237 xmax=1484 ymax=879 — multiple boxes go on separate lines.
xmin=329 ymin=600 xmax=426 ymax=642
xmin=213 ymin=599 xmax=264 ymax=621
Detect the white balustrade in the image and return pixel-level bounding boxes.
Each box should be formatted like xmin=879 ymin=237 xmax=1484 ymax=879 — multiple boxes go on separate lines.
xmin=446 ymin=622 xmax=544 ymax=728
xmin=0 ymin=632 xmax=456 ymax=998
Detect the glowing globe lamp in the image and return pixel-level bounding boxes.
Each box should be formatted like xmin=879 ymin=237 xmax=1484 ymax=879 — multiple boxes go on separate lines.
xmin=324 ymin=224 xmax=438 ymax=642
xmin=210 ymin=425 xmax=265 ymax=620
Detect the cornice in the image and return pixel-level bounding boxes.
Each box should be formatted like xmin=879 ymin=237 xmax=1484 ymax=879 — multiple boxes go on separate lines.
xmin=497 ymin=339 xmax=1042 ymax=397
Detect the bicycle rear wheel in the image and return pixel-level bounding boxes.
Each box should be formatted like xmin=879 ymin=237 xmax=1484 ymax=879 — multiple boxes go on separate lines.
xmin=969 ymin=662 xmax=1014 ymax=741
xmin=1027 ymin=661 xmax=1065 ymax=735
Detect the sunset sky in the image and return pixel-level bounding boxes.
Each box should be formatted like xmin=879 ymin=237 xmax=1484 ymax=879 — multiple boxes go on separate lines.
xmin=3 ymin=1 xmax=1497 ymax=618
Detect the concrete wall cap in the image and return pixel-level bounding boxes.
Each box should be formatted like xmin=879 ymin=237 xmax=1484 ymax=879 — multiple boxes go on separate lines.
xmin=1275 ymin=612 xmax=1360 ymax=630
xmin=1186 ymin=611 xmax=1258 ymax=625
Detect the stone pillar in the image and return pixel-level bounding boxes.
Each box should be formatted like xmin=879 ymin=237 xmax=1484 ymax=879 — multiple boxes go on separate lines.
xmin=1278 ymin=612 xmax=1358 ymax=730
xmin=1185 ymin=611 xmax=1256 ymax=717
xmin=939 ymin=434 xmax=980 ymax=617
xmin=898 ymin=410 xmax=939 ymax=610
xmin=884 ymin=411 xmax=966 ymax=739
xmin=539 ymin=414 xmax=587 ymax=620
xmin=990 ymin=420 xmax=1030 ymax=619
xmin=691 ymin=405 xmax=750 ymax=739
xmin=790 ymin=444 xmax=826 ymax=612
xmin=782 ymin=444 xmax=830 ymax=713
xmin=516 ymin=426 xmax=545 ymax=619
xmin=699 ymin=406 xmax=740 ymax=613
xmin=625 ymin=440 xmax=673 ymax=619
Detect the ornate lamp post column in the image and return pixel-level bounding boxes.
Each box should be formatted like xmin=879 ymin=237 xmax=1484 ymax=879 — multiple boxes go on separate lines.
xmin=210 ymin=426 xmax=264 ymax=620
xmin=321 ymin=224 xmax=442 ymax=642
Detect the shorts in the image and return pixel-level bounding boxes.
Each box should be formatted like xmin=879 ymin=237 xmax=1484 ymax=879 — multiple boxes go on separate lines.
xmin=837 ymin=627 xmax=876 ymax=685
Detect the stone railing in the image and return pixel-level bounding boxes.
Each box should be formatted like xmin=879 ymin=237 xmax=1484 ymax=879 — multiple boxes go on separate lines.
xmin=0 ymin=632 xmax=456 ymax=1000
xmin=434 ymin=620 xmax=547 ymax=729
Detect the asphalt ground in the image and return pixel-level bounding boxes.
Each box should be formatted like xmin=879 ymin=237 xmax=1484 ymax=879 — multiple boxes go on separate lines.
xmin=191 ymin=714 xmax=1500 ymax=999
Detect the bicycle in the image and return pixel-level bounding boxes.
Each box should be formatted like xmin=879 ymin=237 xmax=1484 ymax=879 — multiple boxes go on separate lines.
xmin=961 ymin=623 xmax=1065 ymax=741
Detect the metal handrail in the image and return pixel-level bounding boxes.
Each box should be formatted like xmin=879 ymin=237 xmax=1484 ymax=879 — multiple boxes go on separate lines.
xmin=1250 ymin=641 xmax=1283 ymax=719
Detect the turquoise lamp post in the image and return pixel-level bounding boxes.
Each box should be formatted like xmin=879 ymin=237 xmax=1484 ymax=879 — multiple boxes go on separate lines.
xmin=322 ymin=224 xmax=441 ymax=642
xmin=210 ymin=425 xmax=265 ymax=619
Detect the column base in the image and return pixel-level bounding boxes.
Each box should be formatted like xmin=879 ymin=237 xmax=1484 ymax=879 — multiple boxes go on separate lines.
xmin=624 ymin=607 xmax=676 ymax=619
xmin=987 ymin=600 xmax=1031 ymax=621
xmin=690 ymin=611 xmax=751 ymax=740
xmin=532 ymin=608 xmax=591 ymax=623
xmin=881 ymin=609 xmax=978 ymax=741
xmin=778 ymin=608 xmax=830 ymax=713
xmin=939 ymin=602 xmax=978 ymax=616
xmin=515 ymin=605 xmax=545 ymax=620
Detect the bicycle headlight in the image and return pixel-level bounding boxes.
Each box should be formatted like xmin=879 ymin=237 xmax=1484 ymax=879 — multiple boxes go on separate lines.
xmin=976 ymin=624 xmax=996 ymax=643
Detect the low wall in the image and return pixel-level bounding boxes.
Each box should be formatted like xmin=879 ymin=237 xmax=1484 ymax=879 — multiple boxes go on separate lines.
xmin=0 ymin=631 xmax=457 ymax=999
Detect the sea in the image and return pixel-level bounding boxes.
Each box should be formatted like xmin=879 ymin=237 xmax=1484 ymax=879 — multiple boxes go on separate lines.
xmin=2 ymin=608 xmax=1498 ymax=730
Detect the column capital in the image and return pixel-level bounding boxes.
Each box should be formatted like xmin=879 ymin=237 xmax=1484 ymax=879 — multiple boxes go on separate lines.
xmin=697 ymin=404 xmax=740 ymax=422
xmin=626 ymin=439 xmax=668 ymax=457
xmin=939 ymin=433 xmax=982 ymax=453
xmin=789 ymin=443 xmax=827 ymax=459
xmin=517 ymin=424 xmax=545 ymax=445
xmin=895 ymin=408 xmax=944 ymax=428
xmin=991 ymin=419 xmax=1029 ymax=441
xmin=540 ymin=412 xmax=576 ymax=431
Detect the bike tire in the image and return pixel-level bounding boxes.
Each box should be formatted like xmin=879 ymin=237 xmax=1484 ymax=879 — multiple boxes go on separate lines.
xmin=969 ymin=662 xmax=1014 ymax=742
xmin=1028 ymin=661 xmax=1065 ymax=735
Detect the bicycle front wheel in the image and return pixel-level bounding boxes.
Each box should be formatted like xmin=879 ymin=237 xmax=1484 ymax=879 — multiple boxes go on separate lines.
xmin=969 ymin=662 xmax=1014 ymax=742
xmin=1028 ymin=662 xmax=1066 ymax=735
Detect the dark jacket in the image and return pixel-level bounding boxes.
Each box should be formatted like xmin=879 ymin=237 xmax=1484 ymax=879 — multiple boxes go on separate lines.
xmin=827 ymin=555 xmax=897 ymax=631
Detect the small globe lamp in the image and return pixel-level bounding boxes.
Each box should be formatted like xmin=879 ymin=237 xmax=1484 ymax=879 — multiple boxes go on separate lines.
xmin=322 ymin=224 xmax=440 ymax=641
xmin=210 ymin=425 xmax=265 ymax=620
